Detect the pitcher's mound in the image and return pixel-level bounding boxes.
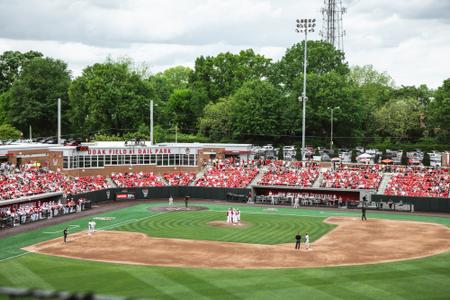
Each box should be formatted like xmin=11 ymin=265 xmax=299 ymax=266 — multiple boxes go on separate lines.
xmin=208 ymin=221 xmax=249 ymax=228
xmin=150 ymin=206 xmax=208 ymax=212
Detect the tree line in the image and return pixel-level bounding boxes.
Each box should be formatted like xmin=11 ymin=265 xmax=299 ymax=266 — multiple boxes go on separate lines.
xmin=0 ymin=42 xmax=449 ymax=150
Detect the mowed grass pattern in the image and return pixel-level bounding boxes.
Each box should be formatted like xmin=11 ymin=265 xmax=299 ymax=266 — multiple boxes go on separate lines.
xmin=1 ymin=202 xmax=450 ymax=299
xmin=114 ymin=210 xmax=334 ymax=244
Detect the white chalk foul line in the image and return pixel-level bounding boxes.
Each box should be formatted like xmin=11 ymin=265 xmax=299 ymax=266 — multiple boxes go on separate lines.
xmin=0 ymin=252 xmax=29 ymax=263
xmin=0 ymin=212 xmax=168 ymax=262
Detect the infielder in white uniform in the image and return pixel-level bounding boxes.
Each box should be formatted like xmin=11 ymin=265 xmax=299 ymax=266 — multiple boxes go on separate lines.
xmin=305 ymin=233 xmax=310 ymax=250
xmin=169 ymin=195 xmax=174 ymax=206
xmin=227 ymin=208 xmax=232 ymax=223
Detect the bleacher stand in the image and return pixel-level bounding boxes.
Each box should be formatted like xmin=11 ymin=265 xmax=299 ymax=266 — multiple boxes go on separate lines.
xmin=163 ymin=172 xmax=196 ymax=186
xmin=110 ymin=172 xmax=166 ymax=188
xmin=320 ymin=165 xmax=382 ymax=190
xmin=384 ymin=168 xmax=449 ymax=198
xmin=194 ymin=159 xmax=258 ymax=188
xmin=258 ymin=160 xmax=319 ymax=187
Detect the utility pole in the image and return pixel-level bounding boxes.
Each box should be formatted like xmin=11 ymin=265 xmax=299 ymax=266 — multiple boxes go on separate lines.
xmin=175 ymin=124 xmax=178 ymax=144
xmin=29 ymin=125 xmax=32 ymax=141
xmin=328 ymin=106 xmax=340 ymax=151
xmin=57 ymin=98 xmax=61 ymax=144
xmin=150 ymin=100 xmax=153 ymax=145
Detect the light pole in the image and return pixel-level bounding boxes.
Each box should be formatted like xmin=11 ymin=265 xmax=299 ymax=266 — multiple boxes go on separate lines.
xmin=327 ymin=106 xmax=340 ymax=151
xmin=57 ymin=97 xmax=61 ymax=144
xmin=149 ymin=100 xmax=153 ymax=145
xmin=296 ymin=18 xmax=316 ymax=160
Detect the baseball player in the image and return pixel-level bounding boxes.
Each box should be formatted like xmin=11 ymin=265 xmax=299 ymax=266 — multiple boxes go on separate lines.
xmin=88 ymin=221 xmax=92 ymax=235
xmin=305 ymin=233 xmax=310 ymax=250
xmin=236 ymin=209 xmax=241 ymax=224
xmin=295 ymin=232 xmax=301 ymax=250
xmin=294 ymin=196 xmax=299 ymax=208
xmin=63 ymin=227 xmax=68 ymax=243
xmin=361 ymin=196 xmax=368 ymax=221
xmin=169 ymin=195 xmax=174 ymax=206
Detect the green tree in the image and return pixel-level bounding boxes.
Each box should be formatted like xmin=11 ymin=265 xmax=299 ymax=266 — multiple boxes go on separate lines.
xmin=147 ymin=66 xmax=193 ymax=127
xmin=69 ymin=59 xmax=151 ymax=138
xmin=349 ymin=65 xmax=395 ymax=143
xmin=190 ymin=49 xmax=272 ymax=103
xmin=198 ymin=98 xmax=233 ymax=141
xmin=401 ymin=150 xmax=408 ymax=165
xmin=166 ymin=88 xmax=196 ymax=132
xmin=373 ymin=97 xmax=423 ymax=142
xmin=428 ymin=78 xmax=450 ymax=143
xmin=280 ymin=71 xmax=364 ymax=147
xmin=229 ymin=80 xmax=284 ymax=142
xmin=351 ymin=150 xmax=357 ymax=162
xmin=270 ymin=41 xmax=349 ymax=91
xmin=422 ymin=152 xmax=430 ymax=166
xmin=2 ymin=57 xmax=71 ymax=137
xmin=0 ymin=50 xmax=43 ymax=93
xmin=0 ymin=124 xmax=21 ymax=141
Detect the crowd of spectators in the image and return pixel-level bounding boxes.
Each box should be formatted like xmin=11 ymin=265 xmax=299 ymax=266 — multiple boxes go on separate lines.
xmin=0 ymin=198 xmax=88 ymax=229
xmin=0 ymin=162 xmax=108 ymax=201
xmin=258 ymin=160 xmax=319 ymax=187
xmin=195 ymin=159 xmax=259 ymax=188
xmin=320 ymin=165 xmax=382 ymax=190
xmin=110 ymin=172 xmax=166 ymax=188
xmin=60 ymin=175 xmax=108 ymax=195
xmin=385 ymin=168 xmax=450 ymax=198
xmin=163 ymin=172 xmax=196 ymax=186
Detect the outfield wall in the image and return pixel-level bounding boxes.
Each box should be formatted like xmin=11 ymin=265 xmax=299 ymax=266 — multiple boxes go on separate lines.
xmin=68 ymin=187 xmax=251 ymax=203
xmin=371 ymin=195 xmax=450 ymax=213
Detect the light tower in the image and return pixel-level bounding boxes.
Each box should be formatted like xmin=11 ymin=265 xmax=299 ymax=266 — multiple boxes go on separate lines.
xmin=295 ymin=18 xmax=316 ymax=161
xmin=320 ymin=0 xmax=346 ymax=51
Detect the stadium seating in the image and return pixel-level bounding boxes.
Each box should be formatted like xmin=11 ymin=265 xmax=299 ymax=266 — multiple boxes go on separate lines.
xmin=258 ymin=160 xmax=319 ymax=187
xmin=194 ymin=160 xmax=258 ymax=188
xmin=384 ymin=169 xmax=450 ymax=198
xmin=110 ymin=172 xmax=166 ymax=188
xmin=163 ymin=172 xmax=196 ymax=186
xmin=320 ymin=166 xmax=382 ymax=190
xmin=0 ymin=166 xmax=108 ymax=200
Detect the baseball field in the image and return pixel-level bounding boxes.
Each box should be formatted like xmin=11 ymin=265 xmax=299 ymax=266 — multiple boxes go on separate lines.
xmin=1 ymin=201 xmax=450 ymax=299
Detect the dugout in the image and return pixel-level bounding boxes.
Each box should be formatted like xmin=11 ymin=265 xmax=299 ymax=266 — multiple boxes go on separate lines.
xmin=371 ymin=195 xmax=450 ymax=213
xmin=252 ymin=185 xmax=362 ymax=207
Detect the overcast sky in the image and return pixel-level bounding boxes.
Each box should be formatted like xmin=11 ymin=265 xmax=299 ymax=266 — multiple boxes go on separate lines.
xmin=1 ymin=0 xmax=449 ymax=88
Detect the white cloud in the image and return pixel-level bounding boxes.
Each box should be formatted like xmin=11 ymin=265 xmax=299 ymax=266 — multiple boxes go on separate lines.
xmin=0 ymin=0 xmax=449 ymax=87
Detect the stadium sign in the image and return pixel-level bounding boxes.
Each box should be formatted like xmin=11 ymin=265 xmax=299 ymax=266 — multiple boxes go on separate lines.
xmin=88 ymin=148 xmax=171 ymax=155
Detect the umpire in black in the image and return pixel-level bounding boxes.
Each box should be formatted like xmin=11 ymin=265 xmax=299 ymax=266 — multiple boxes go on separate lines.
xmin=361 ymin=196 xmax=367 ymax=221
xmin=185 ymin=195 xmax=190 ymax=208
xmin=295 ymin=232 xmax=302 ymax=250
xmin=63 ymin=227 xmax=68 ymax=243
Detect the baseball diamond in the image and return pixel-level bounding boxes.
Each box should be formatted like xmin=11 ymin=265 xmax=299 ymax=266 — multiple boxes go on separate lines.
xmin=1 ymin=201 xmax=450 ymax=299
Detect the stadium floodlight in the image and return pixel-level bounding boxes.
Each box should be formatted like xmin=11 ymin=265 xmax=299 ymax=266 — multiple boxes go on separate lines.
xmin=295 ymin=18 xmax=316 ymax=161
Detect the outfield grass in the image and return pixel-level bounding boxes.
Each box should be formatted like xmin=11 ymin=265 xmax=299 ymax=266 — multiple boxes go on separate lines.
xmin=0 ymin=201 xmax=449 ymax=300
xmin=115 ymin=210 xmax=334 ymax=244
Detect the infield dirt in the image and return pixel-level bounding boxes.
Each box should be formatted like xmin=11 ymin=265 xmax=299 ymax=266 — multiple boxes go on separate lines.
xmin=24 ymin=216 xmax=450 ymax=269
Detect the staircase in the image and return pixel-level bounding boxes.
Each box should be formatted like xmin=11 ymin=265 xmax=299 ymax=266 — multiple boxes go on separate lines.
xmin=313 ymin=168 xmax=327 ymax=188
xmin=248 ymin=167 xmax=267 ymax=187
xmin=190 ymin=166 xmax=208 ymax=186
xmin=377 ymin=173 xmax=392 ymax=195
xmin=106 ymin=177 xmax=117 ymax=188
